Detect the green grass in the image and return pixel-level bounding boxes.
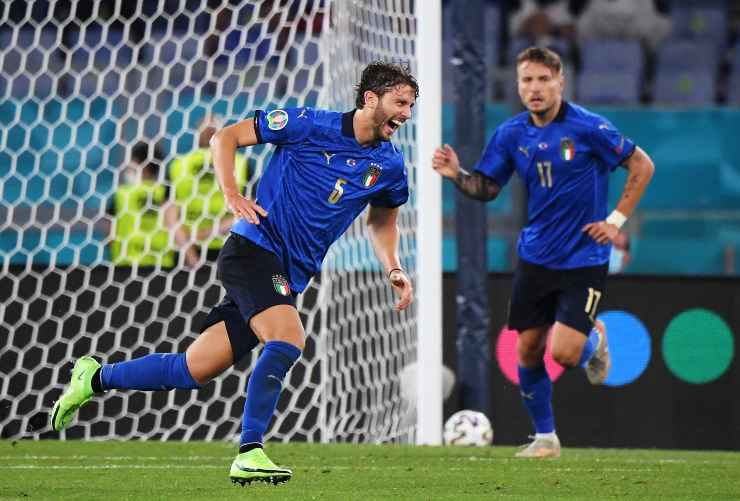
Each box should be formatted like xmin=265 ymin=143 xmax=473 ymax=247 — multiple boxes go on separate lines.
xmin=2 ymin=440 xmax=740 ymax=500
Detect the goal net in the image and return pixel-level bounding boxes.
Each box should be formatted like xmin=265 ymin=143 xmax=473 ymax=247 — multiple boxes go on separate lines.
xmin=0 ymin=1 xmax=425 ymax=444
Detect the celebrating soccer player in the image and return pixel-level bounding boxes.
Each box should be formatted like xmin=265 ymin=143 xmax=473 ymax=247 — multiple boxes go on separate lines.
xmin=432 ymin=47 xmax=654 ymax=458
xmin=51 ymin=61 xmax=418 ymax=484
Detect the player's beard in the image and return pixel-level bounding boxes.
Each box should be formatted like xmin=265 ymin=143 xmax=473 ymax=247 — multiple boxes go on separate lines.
xmin=372 ymin=102 xmax=394 ymax=142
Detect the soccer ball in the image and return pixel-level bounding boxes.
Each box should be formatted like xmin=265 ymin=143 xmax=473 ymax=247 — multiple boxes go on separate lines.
xmin=443 ymin=410 xmax=493 ymax=446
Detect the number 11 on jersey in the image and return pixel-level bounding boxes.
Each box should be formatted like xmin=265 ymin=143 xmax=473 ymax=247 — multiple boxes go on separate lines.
xmin=536 ymin=161 xmax=552 ymax=188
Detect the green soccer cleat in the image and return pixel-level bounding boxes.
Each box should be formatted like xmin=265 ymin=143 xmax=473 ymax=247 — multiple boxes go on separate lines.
xmin=50 ymin=356 xmax=101 ymax=432
xmin=229 ymin=448 xmax=292 ymax=486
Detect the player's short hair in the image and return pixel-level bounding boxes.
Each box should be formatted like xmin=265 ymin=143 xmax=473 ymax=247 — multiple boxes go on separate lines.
xmin=516 ymin=47 xmax=562 ymax=75
xmin=355 ymin=61 xmax=419 ymax=109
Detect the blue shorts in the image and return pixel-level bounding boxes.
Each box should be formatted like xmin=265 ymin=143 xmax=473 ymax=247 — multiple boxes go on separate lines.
xmin=201 ymin=233 xmax=297 ymax=363
xmin=507 ymin=258 xmax=608 ymax=335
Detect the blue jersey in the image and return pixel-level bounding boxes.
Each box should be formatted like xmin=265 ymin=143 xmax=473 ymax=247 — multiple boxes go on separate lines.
xmin=232 ymin=107 xmax=408 ymax=292
xmin=474 ymin=102 xmax=635 ymax=269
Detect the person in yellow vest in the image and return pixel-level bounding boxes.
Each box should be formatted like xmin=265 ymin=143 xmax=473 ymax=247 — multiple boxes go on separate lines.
xmin=109 ymin=142 xmax=175 ymax=268
xmin=164 ymin=115 xmax=250 ymax=267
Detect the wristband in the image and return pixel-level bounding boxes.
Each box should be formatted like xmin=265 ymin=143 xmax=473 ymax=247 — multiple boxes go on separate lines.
xmin=606 ymin=210 xmax=627 ymax=229
xmin=388 ymin=268 xmax=403 ymax=278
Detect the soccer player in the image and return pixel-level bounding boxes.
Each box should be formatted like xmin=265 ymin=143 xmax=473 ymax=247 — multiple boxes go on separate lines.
xmin=432 ymin=47 xmax=654 ymax=458
xmin=51 ymin=61 xmax=418 ymax=483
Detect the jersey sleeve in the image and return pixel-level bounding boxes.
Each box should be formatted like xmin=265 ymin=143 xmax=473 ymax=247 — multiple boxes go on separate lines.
xmin=370 ymin=161 xmax=409 ymax=208
xmin=473 ymin=127 xmax=514 ymax=186
xmin=253 ymin=107 xmax=314 ymax=145
xmin=589 ymin=119 xmax=636 ymax=171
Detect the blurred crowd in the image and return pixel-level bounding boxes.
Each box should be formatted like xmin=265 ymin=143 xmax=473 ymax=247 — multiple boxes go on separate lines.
xmin=445 ymin=0 xmax=740 ymax=105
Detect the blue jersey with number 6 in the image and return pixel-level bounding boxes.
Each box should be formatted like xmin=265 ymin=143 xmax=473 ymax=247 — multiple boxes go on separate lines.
xmin=232 ymin=107 xmax=408 ymax=292
xmin=474 ymin=102 xmax=635 ymax=269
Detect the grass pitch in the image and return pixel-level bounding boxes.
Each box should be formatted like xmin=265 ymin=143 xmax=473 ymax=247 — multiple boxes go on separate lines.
xmin=2 ymin=440 xmax=739 ymax=500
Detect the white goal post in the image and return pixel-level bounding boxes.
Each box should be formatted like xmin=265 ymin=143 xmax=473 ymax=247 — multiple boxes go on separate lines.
xmin=0 ymin=0 xmax=442 ymax=445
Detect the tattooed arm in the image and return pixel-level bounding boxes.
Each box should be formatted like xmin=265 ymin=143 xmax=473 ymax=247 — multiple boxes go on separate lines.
xmin=613 ymin=146 xmax=655 ymax=219
xmin=583 ymin=145 xmax=655 ymax=244
xmin=432 ymin=144 xmax=502 ymax=202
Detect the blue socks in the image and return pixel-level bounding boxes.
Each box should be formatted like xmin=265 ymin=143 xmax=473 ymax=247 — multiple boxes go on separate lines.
xmin=240 ymin=341 xmax=302 ymax=447
xmin=578 ymin=328 xmax=600 ymax=368
xmin=518 ymin=365 xmax=555 ymax=434
xmin=100 ymin=353 xmax=200 ymax=391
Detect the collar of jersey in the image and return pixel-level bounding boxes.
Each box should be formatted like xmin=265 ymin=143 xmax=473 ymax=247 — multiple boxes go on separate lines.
xmin=527 ymin=100 xmax=569 ymax=127
xmin=342 ymin=109 xmax=383 ymax=149
xmin=342 ymin=110 xmax=356 ymax=138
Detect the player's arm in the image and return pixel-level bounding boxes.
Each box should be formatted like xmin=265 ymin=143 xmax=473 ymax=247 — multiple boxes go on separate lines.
xmin=210 ymin=118 xmax=267 ymax=225
xmin=163 ymin=200 xmax=200 ymax=267
xmin=583 ymin=146 xmax=655 ymax=244
xmin=367 ymin=206 xmax=414 ymax=311
xmin=432 ymin=144 xmax=502 ymax=201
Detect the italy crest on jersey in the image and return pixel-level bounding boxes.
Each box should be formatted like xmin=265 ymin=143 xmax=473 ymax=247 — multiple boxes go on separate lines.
xmin=362 ymin=163 xmax=382 ymax=188
xmin=272 ymin=274 xmax=291 ymax=296
xmin=560 ymin=137 xmax=575 ymax=161
xmin=266 ymin=110 xmax=289 ymax=130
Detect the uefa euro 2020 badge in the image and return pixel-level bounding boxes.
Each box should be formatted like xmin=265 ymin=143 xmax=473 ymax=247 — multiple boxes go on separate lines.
xmin=267 ymin=110 xmax=289 ymax=130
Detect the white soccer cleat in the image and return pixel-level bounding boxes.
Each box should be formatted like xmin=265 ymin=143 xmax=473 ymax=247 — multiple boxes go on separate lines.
xmin=514 ymin=434 xmax=561 ymax=459
xmin=585 ymin=319 xmax=611 ymax=385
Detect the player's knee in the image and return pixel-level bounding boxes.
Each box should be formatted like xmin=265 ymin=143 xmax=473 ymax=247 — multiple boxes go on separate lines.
xmin=278 ymin=331 xmax=305 ymax=352
xmin=550 ymin=346 xmax=580 ymax=368
xmin=187 ymin=365 xmax=216 ymax=386
xmin=185 ymin=354 xmax=228 ymax=386
xmin=259 ymin=325 xmax=305 ymax=351
xmin=517 ymin=339 xmax=545 ymax=365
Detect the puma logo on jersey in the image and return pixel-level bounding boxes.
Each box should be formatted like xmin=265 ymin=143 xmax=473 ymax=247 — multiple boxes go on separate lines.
xmin=323 ymin=151 xmax=336 ymax=165
xmin=297 ymin=108 xmax=308 ymax=118
xmin=518 ymin=146 xmax=529 ymax=157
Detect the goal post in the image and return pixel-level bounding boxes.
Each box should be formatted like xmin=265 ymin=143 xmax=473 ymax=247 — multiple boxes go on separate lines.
xmin=415 ymin=0 xmax=444 ymax=446
xmin=0 ymin=0 xmax=442 ymax=445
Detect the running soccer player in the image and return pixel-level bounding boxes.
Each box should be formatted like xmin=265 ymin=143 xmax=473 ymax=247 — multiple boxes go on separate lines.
xmin=432 ymin=47 xmax=654 ymax=458
xmin=51 ymin=61 xmax=418 ymax=484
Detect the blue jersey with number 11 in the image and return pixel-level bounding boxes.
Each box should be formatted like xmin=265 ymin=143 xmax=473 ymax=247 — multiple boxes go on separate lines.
xmin=474 ymin=102 xmax=636 ymax=269
xmin=231 ymin=107 xmax=408 ymax=293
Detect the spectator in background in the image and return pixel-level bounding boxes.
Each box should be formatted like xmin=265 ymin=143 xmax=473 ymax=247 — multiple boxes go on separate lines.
xmin=577 ymin=0 xmax=671 ymax=50
xmin=509 ymin=0 xmax=583 ymax=45
xmin=164 ymin=115 xmax=250 ymax=268
xmin=109 ymin=142 xmax=174 ymax=268
xmin=608 ymin=230 xmax=631 ymax=274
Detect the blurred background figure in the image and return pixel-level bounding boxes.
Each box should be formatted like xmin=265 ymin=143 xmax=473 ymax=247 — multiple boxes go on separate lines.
xmin=164 ymin=114 xmax=250 ymax=268
xmin=577 ymin=0 xmax=671 ymax=50
xmin=508 ymin=0 xmax=579 ymax=45
xmin=609 ymin=230 xmax=631 ymax=274
xmin=109 ymin=142 xmax=174 ymax=268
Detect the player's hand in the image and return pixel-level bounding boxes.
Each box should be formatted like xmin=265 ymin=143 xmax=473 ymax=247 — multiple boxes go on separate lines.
xmin=184 ymin=246 xmax=200 ymax=268
xmin=432 ymin=144 xmax=461 ymax=179
xmin=389 ymin=269 xmax=414 ymax=311
xmin=582 ymin=221 xmax=619 ymax=245
xmin=225 ymin=192 xmax=267 ymax=225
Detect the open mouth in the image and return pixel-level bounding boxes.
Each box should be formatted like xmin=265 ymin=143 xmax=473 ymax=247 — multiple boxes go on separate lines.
xmin=384 ymin=118 xmax=402 ymax=135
